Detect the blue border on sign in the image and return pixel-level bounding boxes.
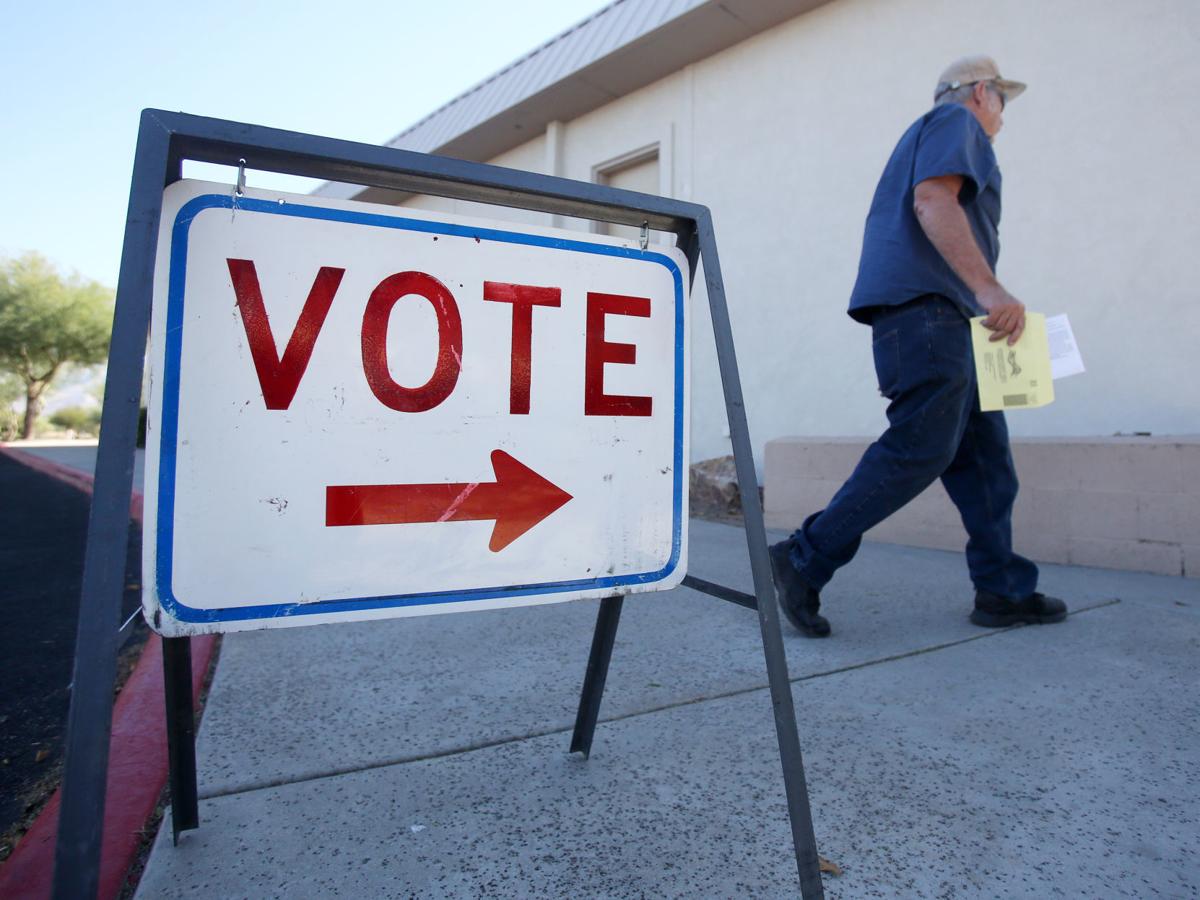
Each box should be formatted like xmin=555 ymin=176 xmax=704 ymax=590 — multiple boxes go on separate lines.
xmin=156 ymin=193 xmax=686 ymax=623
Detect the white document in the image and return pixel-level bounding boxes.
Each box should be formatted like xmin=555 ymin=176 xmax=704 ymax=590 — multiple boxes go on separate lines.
xmin=1047 ymin=314 xmax=1085 ymax=380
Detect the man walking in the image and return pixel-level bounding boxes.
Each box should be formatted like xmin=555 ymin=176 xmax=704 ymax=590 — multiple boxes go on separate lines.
xmin=770 ymin=55 xmax=1066 ymax=637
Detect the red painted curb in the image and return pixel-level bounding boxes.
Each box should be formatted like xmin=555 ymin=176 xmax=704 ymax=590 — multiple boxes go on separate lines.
xmin=0 ymin=446 xmax=217 ymax=899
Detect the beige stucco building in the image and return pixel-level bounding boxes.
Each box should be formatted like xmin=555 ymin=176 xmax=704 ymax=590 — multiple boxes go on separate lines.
xmin=318 ymin=0 xmax=1199 ymax=577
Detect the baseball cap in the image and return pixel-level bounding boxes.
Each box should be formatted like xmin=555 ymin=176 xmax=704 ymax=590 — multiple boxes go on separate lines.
xmin=935 ymin=55 xmax=1027 ymax=103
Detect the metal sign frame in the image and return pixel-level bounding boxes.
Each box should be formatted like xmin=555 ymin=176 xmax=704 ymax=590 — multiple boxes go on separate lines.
xmin=52 ymin=109 xmax=825 ymax=899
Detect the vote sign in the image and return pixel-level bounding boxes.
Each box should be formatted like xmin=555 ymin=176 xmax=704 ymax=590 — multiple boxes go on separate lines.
xmin=142 ymin=180 xmax=689 ymax=635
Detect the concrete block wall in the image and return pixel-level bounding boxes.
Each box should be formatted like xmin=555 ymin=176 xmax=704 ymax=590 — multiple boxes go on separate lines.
xmin=763 ymin=437 xmax=1200 ymax=579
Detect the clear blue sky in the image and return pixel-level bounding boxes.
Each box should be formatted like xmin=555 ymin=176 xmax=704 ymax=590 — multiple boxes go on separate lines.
xmin=1 ymin=0 xmax=609 ymax=288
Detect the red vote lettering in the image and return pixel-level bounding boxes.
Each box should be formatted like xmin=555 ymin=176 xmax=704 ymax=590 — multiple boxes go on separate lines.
xmin=584 ymin=292 xmax=653 ymax=416
xmin=483 ymin=281 xmax=562 ymax=415
xmin=361 ymin=271 xmax=463 ymax=412
xmin=227 ymin=259 xmax=344 ymax=410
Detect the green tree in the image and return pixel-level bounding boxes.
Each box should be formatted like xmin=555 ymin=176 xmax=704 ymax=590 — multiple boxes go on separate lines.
xmin=0 ymin=373 xmax=22 ymax=440
xmin=49 ymin=405 xmax=103 ymax=436
xmin=0 ymin=253 xmax=113 ymax=439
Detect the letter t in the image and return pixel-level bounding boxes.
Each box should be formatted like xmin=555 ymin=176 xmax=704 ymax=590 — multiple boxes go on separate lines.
xmin=483 ymin=282 xmax=562 ymax=414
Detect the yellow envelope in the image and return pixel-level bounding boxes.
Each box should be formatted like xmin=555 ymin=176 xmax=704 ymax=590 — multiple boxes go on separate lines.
xmin=969 ymin=312 xmax=1054 ymax=411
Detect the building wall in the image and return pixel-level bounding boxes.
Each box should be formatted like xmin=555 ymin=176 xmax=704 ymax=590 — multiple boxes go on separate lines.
xmin=766 ymin=435 xmax=1200 ymax=578
xmin=401 ymin=0 xmax=1200 ymax=471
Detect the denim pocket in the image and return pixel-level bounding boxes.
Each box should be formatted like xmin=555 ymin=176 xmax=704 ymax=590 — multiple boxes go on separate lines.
xmin=872 ymin=328 xmax=901 ymax=399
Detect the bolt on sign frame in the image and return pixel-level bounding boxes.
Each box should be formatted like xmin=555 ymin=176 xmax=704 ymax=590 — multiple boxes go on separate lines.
xmin=52 ymin=109 xmax=825 ymax=900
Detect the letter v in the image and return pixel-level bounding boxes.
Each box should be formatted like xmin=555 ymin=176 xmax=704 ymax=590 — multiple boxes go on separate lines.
xmin=227 ymin=259 xmax=345 ymax=409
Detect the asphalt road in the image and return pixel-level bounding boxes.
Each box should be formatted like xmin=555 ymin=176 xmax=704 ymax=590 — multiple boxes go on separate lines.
xmin=0 ymin=453 xmax=145 ymax=843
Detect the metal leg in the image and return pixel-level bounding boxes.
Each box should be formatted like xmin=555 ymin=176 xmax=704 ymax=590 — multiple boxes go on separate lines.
xmin=52 ymin=119 xmax=170 ymax=900
xmin=569 ymin=595 xmax=625 ymax=759
xmin=163 ymin=636 xmax=199 ymax=843
xmin=51 ymin=541 xmax=125 ymax=900
xmin=697 ymin=212 xmax=825 ymax=899
xmin=682 ymin=574 xmax=757 ymax=610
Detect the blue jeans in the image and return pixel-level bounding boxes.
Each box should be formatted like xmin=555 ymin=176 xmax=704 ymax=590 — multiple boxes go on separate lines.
xmin=788 ymin=294 xmax=1038 ymax=599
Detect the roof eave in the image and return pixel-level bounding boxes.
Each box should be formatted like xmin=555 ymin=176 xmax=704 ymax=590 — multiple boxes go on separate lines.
xmin=315 ymin=0 xmax=830 ymax=201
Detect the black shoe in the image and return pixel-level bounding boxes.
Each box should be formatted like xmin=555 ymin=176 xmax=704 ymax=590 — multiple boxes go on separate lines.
xmin=768 ymin=541 xmax=831 ymax=638
xmin=970 ymin=590 xmax=1068 ymax=627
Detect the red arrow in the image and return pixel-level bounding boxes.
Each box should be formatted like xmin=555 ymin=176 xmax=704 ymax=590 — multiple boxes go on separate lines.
xmin=325 ymin=450 xmax=573 ymax=552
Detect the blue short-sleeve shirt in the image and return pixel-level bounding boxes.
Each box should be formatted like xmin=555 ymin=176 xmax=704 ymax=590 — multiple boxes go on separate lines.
xmin=847 ymin=103 xmax=1001 ymax=323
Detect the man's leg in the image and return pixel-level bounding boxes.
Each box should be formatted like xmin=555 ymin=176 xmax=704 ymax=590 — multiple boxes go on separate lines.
xmin=938 ymin=379 xmax=1066 ymax=626
xmin=938 ymin=406 xmax=1039 ymax=599
xmin=785 ymin=297 xmax=973 ymax=590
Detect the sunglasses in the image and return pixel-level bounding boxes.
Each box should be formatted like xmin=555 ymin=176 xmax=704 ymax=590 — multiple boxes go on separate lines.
xmin=987 ymin=82 xmax=1007 ymax=111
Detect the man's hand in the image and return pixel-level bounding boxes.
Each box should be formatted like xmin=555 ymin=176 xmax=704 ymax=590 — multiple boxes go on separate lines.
xmin=977 ymin=284 xmax=1026 ymax=345
xmin=913 ymin=176 xmax=1026 ymax=346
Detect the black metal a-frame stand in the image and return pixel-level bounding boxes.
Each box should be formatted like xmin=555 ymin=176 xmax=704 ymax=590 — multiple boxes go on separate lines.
xmin=52 ymin=109 xmax=824 ymax=899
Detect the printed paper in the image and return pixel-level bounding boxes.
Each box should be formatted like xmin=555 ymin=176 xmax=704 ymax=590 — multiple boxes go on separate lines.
xmin=970 ymin=312 xmax=1054 ymax=412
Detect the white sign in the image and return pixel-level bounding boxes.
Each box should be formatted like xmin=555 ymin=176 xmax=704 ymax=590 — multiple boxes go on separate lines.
xmin=143 ymin=180 xmax=689 ymax=635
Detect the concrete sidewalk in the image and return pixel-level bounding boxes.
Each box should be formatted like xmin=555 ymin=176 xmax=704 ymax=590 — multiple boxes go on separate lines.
xmin=128 ymin=520 xmax=1199 ymax=898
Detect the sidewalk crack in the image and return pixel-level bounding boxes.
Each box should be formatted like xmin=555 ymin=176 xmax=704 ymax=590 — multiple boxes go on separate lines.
xmin=199 ymin=599 xmax=1119 ymax=801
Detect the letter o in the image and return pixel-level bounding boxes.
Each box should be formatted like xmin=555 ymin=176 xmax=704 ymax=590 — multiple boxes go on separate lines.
xmin=361 ymin=271 xmax=463 ymax=412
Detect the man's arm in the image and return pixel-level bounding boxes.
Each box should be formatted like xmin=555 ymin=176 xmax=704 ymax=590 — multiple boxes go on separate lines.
xmin=913 ymin=175 xmax=1025 ymax=343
